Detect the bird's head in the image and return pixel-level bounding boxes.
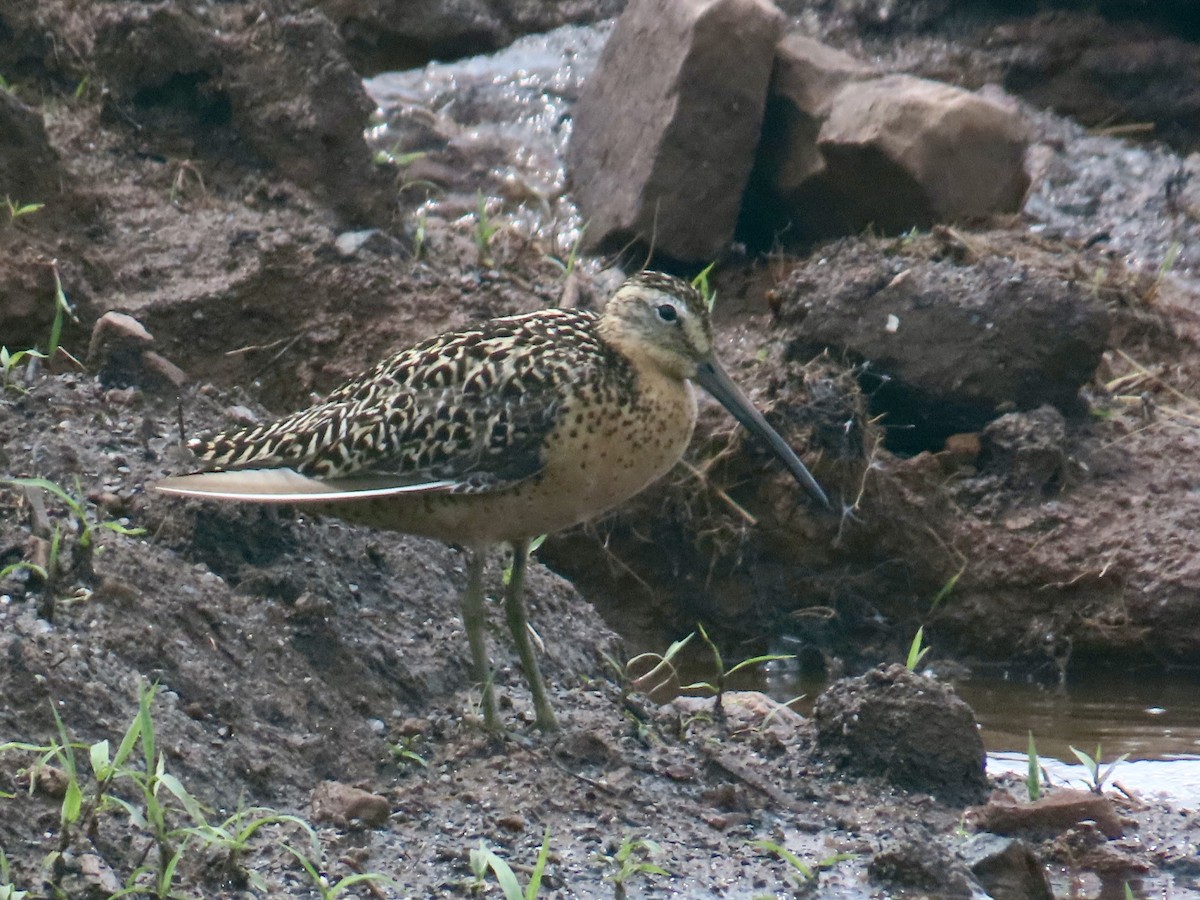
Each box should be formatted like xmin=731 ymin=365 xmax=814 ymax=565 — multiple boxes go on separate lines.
xmin=600 ymin=271 xmax=714 ymax=380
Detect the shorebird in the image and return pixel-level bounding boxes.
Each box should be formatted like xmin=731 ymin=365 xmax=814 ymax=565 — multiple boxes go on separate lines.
xmin=158 ymin=271 xmax=829 ymax=732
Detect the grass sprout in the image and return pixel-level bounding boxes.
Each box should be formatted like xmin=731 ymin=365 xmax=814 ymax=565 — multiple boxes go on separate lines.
xmin=4 ymin=197 xmax=43 ymax=221
xmin=1 ymin=683 xmax=329 ymax=897
xmin=596 ymin=835 xmax=669 ymax=898
xmin=691 ymin=262 xmax=717 ymax=312
xmin=905 ymin=626 xmax=930 ymax=672
xmin=469 ymin=826 xmax=551 ymax=900
xmin=1069 ymin=743 xmax=1129 ymax=794
xmin=475 ymin=191 xmax=500 ymax=267
xmin=681 ymin=623 xmax=793 ymax=718
xmin=1027 ymin=731 xmax=1042 ymax=800
xmin=750 ymin=840 xmax=852 ymax=888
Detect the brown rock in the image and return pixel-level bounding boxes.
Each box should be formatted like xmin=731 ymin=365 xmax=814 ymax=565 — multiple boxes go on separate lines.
xmin=496 ymin=813 xmax=526 ymax=832
xmin=753 ymin=33 xmax=876 ymax=197
xmin=969 ymin=788 xmax=1124 ymax=840
xmin=311 ymin=780 xmax=391 ymax=828
xmin=814 ymin=75 xmax=1030 ymax=234
xmin=88 ymin=311 xmax=188 ymax=391
xmin=87 ymin=312 xmax=154 ymax=364
xmin=961 ymin=834 xmax=1053 ymax=900
xmin=979 ymin=406 xmax=1067 ymax=492
xmin=94 ymin=5 xmax=388 ymax=226
xmin=569 ymin=0 xmax=785 ymax=262
xmin=671 ymin=690 xmax=804 ymax=739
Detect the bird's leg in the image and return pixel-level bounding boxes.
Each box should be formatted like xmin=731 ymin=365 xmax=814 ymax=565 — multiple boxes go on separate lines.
xmin=461 ymin=548 xmax=499 ymax=731
xmin=504 ymin=538 xmax=558 ymax=732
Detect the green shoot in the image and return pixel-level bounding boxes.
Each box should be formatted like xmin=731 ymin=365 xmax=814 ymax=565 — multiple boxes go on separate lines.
xmin=503 ymin=534 xmax=546 ymax=586
xmin=389 ymin=736 xmax=428 ymax=770
xmin=475 ymin=191 xmax=500 ymax=267
xmin=469 ymin=827 xmax=551 ymax=900
xmin=549 ymin=224 xmax=588 ymax=280
xmin=0 ymin=73 xmax=13 ymax=94
xmin=284 ymin=844 xmax=397 ymax=900
xmin=48 ymin=705 xmax=84 ymax=835
xmin=750 ymin=841 xmax=853 ymax=887
xmin=2 ymin=683 xmax=332 ymax=897
xmin=691 ymin=262 xmax=717 ymax=312
xmin=0 ymin=848 xmax=29 ymax=900
xmin=604 ymin=632 xmax=695 ymax=708
xmin=47 ymin=260 xmax=78 ymax=362
xmin=1026 ymin=731 xmax=1041 ymax=801
xmin=374 ymin=145 xmax=427 ymax=167
xmin=681 ymin=623 xmax=793 ymax=718
xmin=1157 ymin=241 xmax=1182 ymax=283
xmin=2 ymin=476 xmax=146 ymax=582
xmin=1 ymin=346 xmax=48 ymax=393
xmin=4 ymin=197 xmax=43 ymax=221
xmin=905 ymin=626 xmax=930 ymax=672
xmin=1069 ymin=743 xmax=1129 ymax=794
xmin=928 ymin=566 xmax=964 ymax=611
xmin=596 ymin=835 xmax=669 ymax=898
xmin=750 ymin=839 xmax=812 ymax=880
xmin=0 ymin=561 xmax=48 ymax=583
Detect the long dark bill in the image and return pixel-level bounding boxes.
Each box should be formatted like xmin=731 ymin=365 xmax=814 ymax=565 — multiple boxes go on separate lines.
xmin=694 ymin=359 xmax=831 ymax=510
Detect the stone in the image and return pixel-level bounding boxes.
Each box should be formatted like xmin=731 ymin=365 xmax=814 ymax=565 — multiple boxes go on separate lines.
xmin=961 ymin=834 xmax=1053 ymax=900
xmin=88 ymin=311 xmax=188 ymax=391
xmin=311 ymin=780 xmax=391 ymax=828
xmin=815 ymin=75 xmax=1030 ymax=233
xmin=813 ymin=663 xmax=988 ymax=803
xmin=868 ymin=829 xmax=978 ymax=896
xmin=773 ymin=237 xmax=1109 ymax=453
xmin=670 ymin=690 xmax=804 ymax=740
xmin=968 ymin=788 xmax=1125 ymax=840
xmin=94 ymin=6 xmax=389 ymax=226
xmin=751 ymin=34 xmax=876 ymax=198
xmin=569 ymin=0 xmax=785 ymax=262
xmin=227 ymin=11 xmax=391 ymax=226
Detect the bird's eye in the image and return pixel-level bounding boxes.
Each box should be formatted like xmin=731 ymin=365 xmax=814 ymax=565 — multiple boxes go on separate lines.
xmin=655 ymin=303 xmax=678 ymax=323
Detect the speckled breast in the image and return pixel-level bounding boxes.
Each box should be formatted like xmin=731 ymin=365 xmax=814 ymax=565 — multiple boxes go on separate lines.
xmin=327 ymin=367 xmax=698 ymax=546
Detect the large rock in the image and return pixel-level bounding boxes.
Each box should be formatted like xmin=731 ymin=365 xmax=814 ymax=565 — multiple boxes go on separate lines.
xmin=774 ymin=235 xmax=1109 ymax=453
xmin=817 ymin=75 xmax=1030 ymax=231
xmin=752 ymin=34 xmax=876 ymax=197
xmin=569 ymin=0 xmax=784 ymax=263
xmin=745 ymin=38 xmax=1030 ymax=243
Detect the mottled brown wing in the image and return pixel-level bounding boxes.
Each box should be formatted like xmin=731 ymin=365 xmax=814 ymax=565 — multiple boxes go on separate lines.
xmin=191 ymin=308 xmax=608 ymax=495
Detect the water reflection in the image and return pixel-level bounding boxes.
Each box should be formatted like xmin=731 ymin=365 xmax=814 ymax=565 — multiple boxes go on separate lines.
xmin=951 ymin=672 xmax=1200 ymax=760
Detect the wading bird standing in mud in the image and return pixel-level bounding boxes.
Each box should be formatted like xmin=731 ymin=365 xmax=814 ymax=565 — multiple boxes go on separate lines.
xmin=158 ymin=271 xmax=830 ymax=732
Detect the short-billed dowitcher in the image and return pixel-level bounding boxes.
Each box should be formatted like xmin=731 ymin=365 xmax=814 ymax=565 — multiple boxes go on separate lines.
xmin=158 ymin=271 xmax=829 ymax=732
